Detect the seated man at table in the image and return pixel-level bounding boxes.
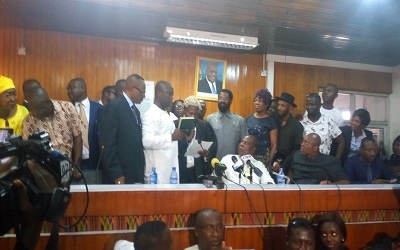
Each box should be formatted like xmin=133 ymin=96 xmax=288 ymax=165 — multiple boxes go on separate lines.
xmin=114 ymin=220 xmax=173 ymax=250
xmin=185 ymin=208 xmax=232 ymax=250
xmin=288 ymin=133 xmax=349 ymax=184
xmin=286 ymin=217 xmax=316 ymax=250
xmin=220 ymin=135 xmax=275 ymax=184
xmin=344 ymin=137 xmax=397 ymax=184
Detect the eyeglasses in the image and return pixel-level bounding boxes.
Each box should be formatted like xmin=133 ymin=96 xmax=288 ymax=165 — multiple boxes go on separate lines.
xmin=132 ymin=86 xmax=145 ymax=97
xmin=174 ymin=105 xmax=184 ymax=109
xmin=195 ymin=224 xmax=224 ymax=234
xmin=300 ymin=140 xmax=314 ymax=147
xmin=288 ymin=218 xmax=314 ymax=230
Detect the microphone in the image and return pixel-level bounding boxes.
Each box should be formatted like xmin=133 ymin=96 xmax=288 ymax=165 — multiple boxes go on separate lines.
xmin=231 ymin=155 xmax=244 ymax=172
xmin=210 ymin=158 xmax=226 ymax=189
xmin=232 ymin=155 xmax=244 ymax=184
xmin=211 ymin=158 xmax=227 ymax=177
xmin=240 ymin=155 xmax=263 ymax=177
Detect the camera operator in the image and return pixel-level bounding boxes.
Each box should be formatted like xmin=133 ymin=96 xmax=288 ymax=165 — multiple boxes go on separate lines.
xmin=10 ymin=159 xmax=57 ymax=249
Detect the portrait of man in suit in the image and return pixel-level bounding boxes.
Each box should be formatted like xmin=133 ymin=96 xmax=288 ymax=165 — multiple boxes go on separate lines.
xmin=195 ymin=58 xmax=226 ymax=100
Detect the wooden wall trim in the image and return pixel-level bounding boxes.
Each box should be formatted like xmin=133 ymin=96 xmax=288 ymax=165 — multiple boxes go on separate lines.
xmin=1 ymin=186 xmax=399 ymax=250
xmin=267 ymin=54 xmax=394 ymax=73
xmin=273 ymin=62 xmax=392 ymax=115
xmin=0 ymin=27 xmax=265 ymax=118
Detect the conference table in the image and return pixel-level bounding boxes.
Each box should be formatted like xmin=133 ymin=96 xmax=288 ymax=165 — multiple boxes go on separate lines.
xmin=1 ymin=184 xmax=399 ymax=249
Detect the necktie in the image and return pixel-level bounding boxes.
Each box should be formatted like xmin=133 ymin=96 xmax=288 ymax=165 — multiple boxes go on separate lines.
xmin=366 ymin=165 xmax=372 ymax=183
xmin=211 ymin=82 xmax=217 ymax=94
xmin=78 ymin=102 xmax=89 ymax=149
xmin=131 ymin=105 xmax=141 ymax=126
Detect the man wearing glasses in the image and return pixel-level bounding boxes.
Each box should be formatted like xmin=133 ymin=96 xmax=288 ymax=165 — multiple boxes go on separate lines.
xmin=101 ymin=74 xmax=146 ymax=184
xmin=185 ymin=208 xmax=232 ymax=250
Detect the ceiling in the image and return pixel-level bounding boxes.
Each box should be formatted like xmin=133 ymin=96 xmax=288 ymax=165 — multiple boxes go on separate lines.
xmin=1 ymin=0 xmax=400 ymax=66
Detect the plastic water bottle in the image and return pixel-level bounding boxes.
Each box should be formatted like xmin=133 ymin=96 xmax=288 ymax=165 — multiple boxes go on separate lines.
xmin=277 ymin=168 xmax=286 ymax=185
xmin=170 ymin=167 xmax=178 ymax=184
xmin=150 ymin=167 xmax=158 ymax=184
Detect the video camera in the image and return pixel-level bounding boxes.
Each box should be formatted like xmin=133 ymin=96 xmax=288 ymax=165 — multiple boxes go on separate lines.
xmin=0 ymin=131 xmax=71 ymax=235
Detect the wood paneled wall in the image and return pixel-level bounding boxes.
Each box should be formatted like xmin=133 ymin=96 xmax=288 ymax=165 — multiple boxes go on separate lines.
xmin=0 ymin=28 xmax=393 ymax=118
xmin=2 ymin=186 xmax=400 ymax=250
xmin=273 ymin=62 xmax=392 ymax=115
xmin=0 ymin=27 xmax=266 ymax=118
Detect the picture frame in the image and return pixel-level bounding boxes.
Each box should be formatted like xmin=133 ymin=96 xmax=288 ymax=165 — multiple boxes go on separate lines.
xmin=194 ymin=56 xmax=227 ymax=101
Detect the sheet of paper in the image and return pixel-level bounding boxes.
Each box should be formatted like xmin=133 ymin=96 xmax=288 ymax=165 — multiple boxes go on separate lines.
xmin=185 ymin=140 xmax=213 ymax=158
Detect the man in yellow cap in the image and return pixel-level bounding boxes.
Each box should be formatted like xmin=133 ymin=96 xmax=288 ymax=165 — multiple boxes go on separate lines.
xmin=0 ymin=76 xmax=29 ymax=136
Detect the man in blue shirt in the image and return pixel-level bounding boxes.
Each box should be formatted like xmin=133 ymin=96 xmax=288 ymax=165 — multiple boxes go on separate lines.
xmin=344 ymin=137 xmax=397 ymax=184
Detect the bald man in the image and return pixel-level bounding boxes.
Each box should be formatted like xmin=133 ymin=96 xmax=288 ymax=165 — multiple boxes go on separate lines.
xmin=142 ymin=81 xmax=185 ymax=184
xmin=185 ymin=208 xmax=232 ymax=250
xmin=101 ymin=74 xmax=146 ymax=184
xmin=114 ymin=79 xmax=126 ymax=98
xmin=197 ymin=62 xmax=223 ymax=94
xmin=22 ymin=87 xmax=82 ymax=180
xmin=220 ymin=135 xmax=275 ymax=184
xmin=288 ymin=133 xmax=349 ymax=184
xmin=22 ymin=79 xmax=41 ymax=111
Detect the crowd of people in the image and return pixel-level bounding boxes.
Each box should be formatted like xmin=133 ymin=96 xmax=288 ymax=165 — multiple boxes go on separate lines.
xmin=0 ymin=73 xmax=399 ymax=185
xmin=1 ymin=73 xmax=399 ymax=249
xmin=112 ymin=208 xmax=400 ymax=250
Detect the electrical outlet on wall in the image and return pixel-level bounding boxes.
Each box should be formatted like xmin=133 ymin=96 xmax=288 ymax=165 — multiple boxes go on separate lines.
xmin=18 ymin=47 xmax=26 ymax=56
xmin=261 ymin=69 xmax=267 ymax=77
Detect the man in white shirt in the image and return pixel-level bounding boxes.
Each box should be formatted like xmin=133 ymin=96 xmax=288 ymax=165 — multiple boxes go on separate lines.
xmin=184 ymin=208 xmax=232 ymax=250
xmin=114 ymin=221 xmax=173 ymax=250
xmin=220 ymin=135 xmax=275 ymax=184
xmin=301 ymin=93 xmax=345 ymax=160
xmin=142 ymin=81 xmax=185 ymax=183
xmin=320 ymin=83 xmax=344 ymax=127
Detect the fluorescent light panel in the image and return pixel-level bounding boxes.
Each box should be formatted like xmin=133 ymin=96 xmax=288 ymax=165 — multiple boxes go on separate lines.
xmin=164 ymin=27 xmax=258 ymax=50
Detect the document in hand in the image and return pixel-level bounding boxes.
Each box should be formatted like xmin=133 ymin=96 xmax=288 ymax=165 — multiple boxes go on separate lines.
xmin=185 ymin=140 xmax=213 ymax=158
xmin=178 ymin=117 xmax=196 ymax=136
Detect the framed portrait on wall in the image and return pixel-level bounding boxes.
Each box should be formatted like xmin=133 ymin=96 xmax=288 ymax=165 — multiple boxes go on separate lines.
xmin=195 ymin=57 xmax=227 ymax=101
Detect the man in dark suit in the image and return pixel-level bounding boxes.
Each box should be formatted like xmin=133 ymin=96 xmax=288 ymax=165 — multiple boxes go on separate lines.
xmin=100 ymin=74 xmax=146 ymax=184
xmin=67 ymin=78 xmax=103 ymax=184
xmin=197 ymin=62 xmax=223 ymax=94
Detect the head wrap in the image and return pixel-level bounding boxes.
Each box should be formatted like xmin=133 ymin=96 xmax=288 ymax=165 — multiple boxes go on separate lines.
xmin=183 ymin=95 xmax=201 ymax=110
xmin=0 ymin=76 xmax=16 ymax=94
